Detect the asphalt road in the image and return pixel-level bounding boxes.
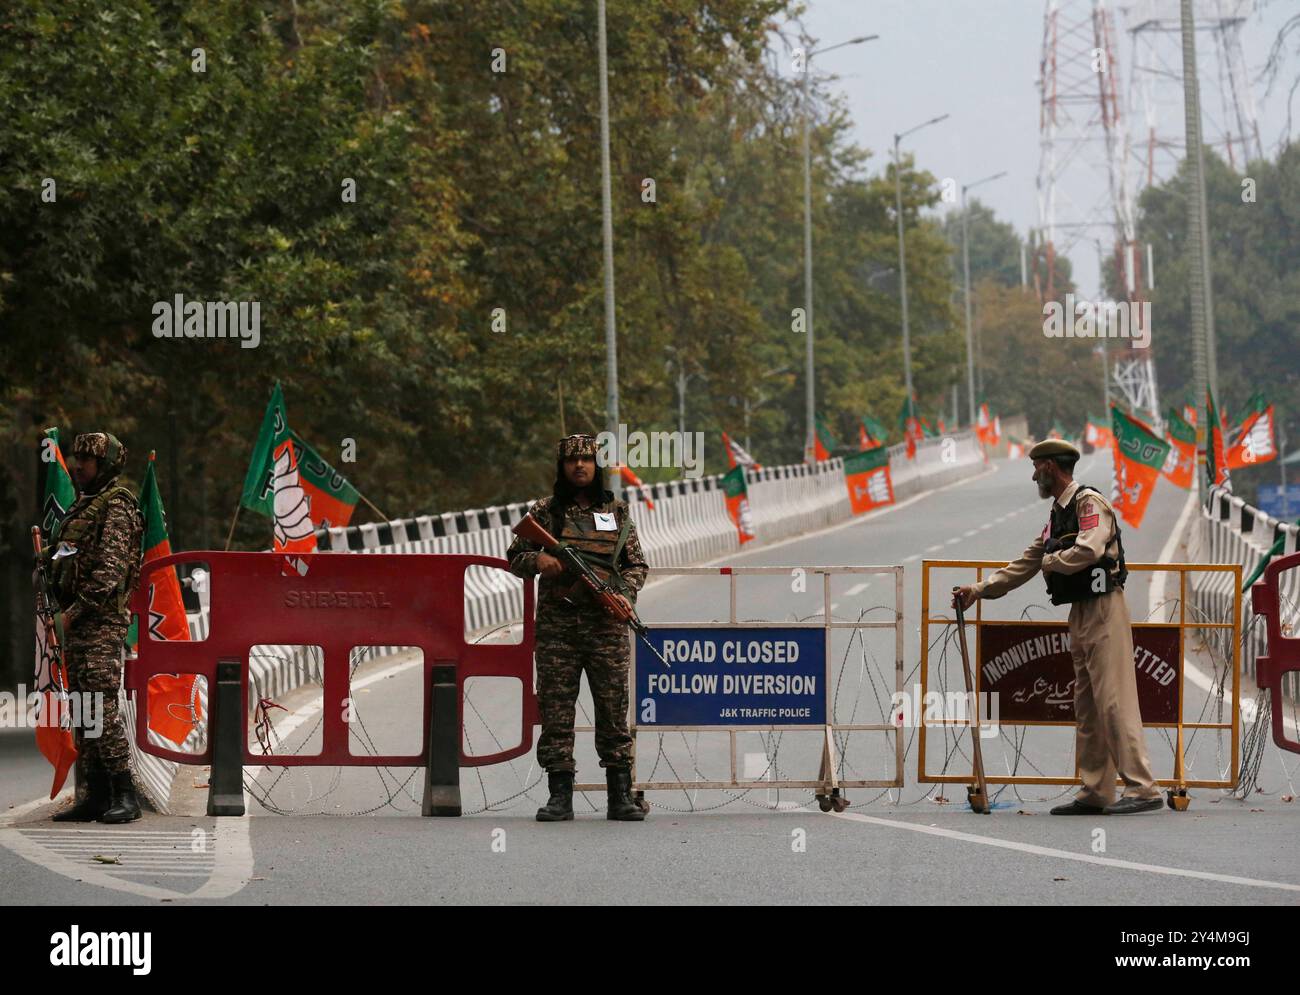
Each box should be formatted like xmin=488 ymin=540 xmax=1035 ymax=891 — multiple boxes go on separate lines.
xmin=4 ymin=453 xmax=1299 ymax=905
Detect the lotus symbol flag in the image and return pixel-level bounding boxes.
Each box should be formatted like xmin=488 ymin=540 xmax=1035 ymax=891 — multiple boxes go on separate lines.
xmin=273 ymin=439 xmax=317 ymax=575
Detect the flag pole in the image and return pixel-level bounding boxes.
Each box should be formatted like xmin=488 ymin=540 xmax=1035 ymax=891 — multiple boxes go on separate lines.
xmin=223 ymin=502 xmax=241 ymax=552
xmin=358 ymin=492 xmax=389 ymax=523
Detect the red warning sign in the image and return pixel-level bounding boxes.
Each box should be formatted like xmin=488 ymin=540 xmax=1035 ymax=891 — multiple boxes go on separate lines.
xmin=977 ymin=622 xmax=1180 ymax=723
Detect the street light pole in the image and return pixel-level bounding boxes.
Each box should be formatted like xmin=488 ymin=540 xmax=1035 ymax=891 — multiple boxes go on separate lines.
xmin=893 ymin=113 xmax=949 ymax=416
xmin=801 ymin=34 xmax=878 ymax=462
xmin=1179 ymin=0 xmax=1216 ymax=503
xmin=801 ymin=60 xmax=814 ymax=463
xmin=961 ymin=170 xmax=1005 ymax=426
xmin=597 ymin=0 xmax=619 ymax=492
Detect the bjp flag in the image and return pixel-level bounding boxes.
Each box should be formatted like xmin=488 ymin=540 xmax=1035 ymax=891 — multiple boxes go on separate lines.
xmin=844 ymin=447 xmax=894 ymax=514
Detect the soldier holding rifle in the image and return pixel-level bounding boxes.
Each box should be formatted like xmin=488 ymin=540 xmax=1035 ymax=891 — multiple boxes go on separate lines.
xmin=507 ymin=434 xmax=650 ymax=822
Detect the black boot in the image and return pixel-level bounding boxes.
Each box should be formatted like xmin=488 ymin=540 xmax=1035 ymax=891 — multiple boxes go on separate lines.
xmin=98 ymin=771 xmax=142 ymax=824
xmin=52 ymin=768 xmax=110 ymax=823
xmin=606 ymin=765 xmax=645 ymax=822
xmin=536 ymin=770 xmax=574 ymax=822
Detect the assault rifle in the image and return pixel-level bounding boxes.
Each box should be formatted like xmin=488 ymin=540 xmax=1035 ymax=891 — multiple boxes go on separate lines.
xmin=512 ymin=513 xmax=670 ymax=668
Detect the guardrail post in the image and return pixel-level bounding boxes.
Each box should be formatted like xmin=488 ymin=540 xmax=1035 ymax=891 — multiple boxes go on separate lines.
xmin=422 ymin=663 xmax=462 ymax=816
xmin=207 ymin=658 xmax=246 ymax=817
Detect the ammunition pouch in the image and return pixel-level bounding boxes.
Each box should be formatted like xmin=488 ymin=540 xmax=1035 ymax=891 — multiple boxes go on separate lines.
xmin=50 ymin=485 xmax=142 ymax=619
xmin=1043 ymin=485 xmax=1128 ymax=606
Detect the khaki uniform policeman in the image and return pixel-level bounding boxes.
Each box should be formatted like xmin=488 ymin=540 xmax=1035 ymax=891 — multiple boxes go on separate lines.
xmin=507 ymin=434 xmax=649 ymax=822
xmin=953 ymin=439 xmax=1162 ymax=815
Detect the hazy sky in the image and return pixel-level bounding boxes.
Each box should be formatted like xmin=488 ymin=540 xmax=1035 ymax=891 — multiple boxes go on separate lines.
xmin=792 ymin=0 xmax=1296 ymax=297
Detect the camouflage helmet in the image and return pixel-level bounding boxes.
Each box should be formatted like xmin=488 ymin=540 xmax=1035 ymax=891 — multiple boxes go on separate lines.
xmin=73 ymin=432 xmax=128 ymax=474
xmin=557 ymin=434 xmax=599 ymax=459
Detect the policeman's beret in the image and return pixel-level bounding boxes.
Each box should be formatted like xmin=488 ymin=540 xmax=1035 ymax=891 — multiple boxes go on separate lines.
xmin=1027 ymin=439 xmax=1080 ymax=460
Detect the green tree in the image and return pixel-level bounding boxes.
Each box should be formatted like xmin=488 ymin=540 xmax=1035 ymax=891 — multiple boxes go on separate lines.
xmin=1133 ymin=145 xmax=1300 ymax=504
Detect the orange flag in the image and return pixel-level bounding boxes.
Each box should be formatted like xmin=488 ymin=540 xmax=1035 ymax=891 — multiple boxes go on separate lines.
xmin=1111 ymin=407 xmax=1170 ymax=528
xmin=721 ymin=466 xmax=755 ymax=544
xmin=1161 ymin=409 xmax=1195 ymax=490
xmin=132 ymin=452 xmax=204 ymax=746
xmin=843 ymin=447 xmax=894 ymax=514
xmin=616 ymin=464 xmax=654 ymax=510
xmin=1227 ymin=396 xmax=1276 ymax=470
xmin=35 ymin=428 xmax=77 ymax=797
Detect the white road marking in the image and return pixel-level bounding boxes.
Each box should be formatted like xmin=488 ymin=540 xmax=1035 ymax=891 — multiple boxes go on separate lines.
xmin=114 ymin=871 xmax=220 ymax=878
xmin=844 ymin=582 xmax=870 ymax=596
xmin=0 ymin=823 xmax=252 ymax=901
xmin=829 ymin=809 xmax=1300 ymax=894
xmin=925 ymin=544 xmax=944 ymax=553
xmin=903 ymin=554 xmax=920 ymax=563
xmin=38 ymin=844 xmax=199 ymax=852
xmin=963 ymin=529 xmax=978 ymax=538
xmin=979 ymin=523 xmax=993 ymax=530
xmin=945 ymin=537 xmax=961 ymax=546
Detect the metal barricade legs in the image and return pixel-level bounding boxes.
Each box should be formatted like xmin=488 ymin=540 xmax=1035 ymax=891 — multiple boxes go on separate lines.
xmin=422 ymin=664 xmax=462 ymax=816
xmin=207 ymin=658 xmax=245 ymax=817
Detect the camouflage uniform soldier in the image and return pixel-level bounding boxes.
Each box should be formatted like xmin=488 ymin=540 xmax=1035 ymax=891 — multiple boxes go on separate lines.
xmin=43 ymin=433 xmax=145 ymax=824
xmin=507 ymin=434 xmax=649 ymax=822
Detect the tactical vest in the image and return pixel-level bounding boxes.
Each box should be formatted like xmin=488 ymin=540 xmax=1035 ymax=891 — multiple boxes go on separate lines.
xmin=50 ymin=484 xmax=144 ymax=621
xmin=1044 ymin=485 xmax=1127 ymax=606
xmin=550 ymin=497 xmax=632 ymax=598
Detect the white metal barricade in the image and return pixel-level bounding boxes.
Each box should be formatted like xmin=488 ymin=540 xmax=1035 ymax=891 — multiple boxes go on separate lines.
xmin=571 ymin=564 xmax=906 ymax=809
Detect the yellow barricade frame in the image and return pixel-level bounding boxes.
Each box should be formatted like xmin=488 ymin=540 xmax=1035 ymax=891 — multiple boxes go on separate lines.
xmin=919 ymin=560 xmax=1241 ymax=791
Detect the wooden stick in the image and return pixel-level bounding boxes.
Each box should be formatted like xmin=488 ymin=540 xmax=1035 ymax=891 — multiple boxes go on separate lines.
xmin=223 ymin=502 xmax=242 ymax=552
xmin=954 ymin=596 xmax=991 ymax=813
xmin=359 ymin=492 xmax=388 ymax=522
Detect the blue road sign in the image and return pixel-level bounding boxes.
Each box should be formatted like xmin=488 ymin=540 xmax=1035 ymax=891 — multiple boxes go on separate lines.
xmin=1257 ymin=484 xmax=1300 ymax=520
xmin=635 ymin=625 xmax=826 ymax=726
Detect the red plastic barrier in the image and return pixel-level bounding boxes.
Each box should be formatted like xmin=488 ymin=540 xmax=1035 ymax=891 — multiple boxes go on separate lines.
xmin=1250 ymin=549 xmax=1300 ymax=754
xmin=125 ymin=551 xmax=537 ymax=767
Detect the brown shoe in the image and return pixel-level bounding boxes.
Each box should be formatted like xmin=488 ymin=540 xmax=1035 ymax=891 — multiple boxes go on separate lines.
xmin=1049 ymin=799 xmax=1107 ymax=815
xmin=1103 ymin=796 xmax=1162 ymax=815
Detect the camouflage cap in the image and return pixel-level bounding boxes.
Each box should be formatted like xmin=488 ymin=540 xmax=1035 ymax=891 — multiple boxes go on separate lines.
xmin=73 ymin=432 xmax=127 ymax=471
xmin=1027 ymin=439 xmax=1080 ymax=460
xmin=557 ymin=434 xmax=598 ymax=459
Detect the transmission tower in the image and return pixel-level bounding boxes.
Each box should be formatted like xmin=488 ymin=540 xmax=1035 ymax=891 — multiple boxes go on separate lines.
xmin=1122 ymin=0 xmax=1263 ymax=186
xmin=1036 ymin=0 xmax=1161 ymax=428
xmin=1121 ymin=0 xmax=1262 ymax=404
